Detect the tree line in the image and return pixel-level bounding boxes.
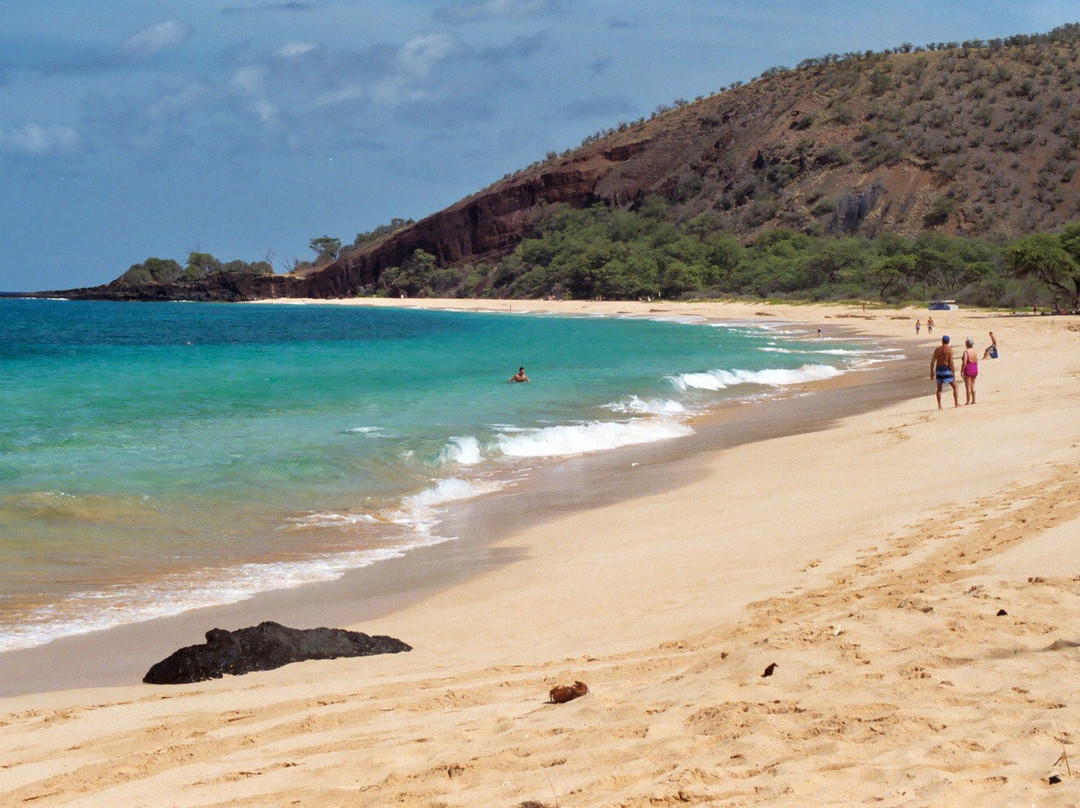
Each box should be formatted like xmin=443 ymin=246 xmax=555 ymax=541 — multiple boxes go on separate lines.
xmin=116 ymin=218 xmax=420 ymax=286
xmin=372 ymin=202 xmax=1080 ymax=311
xmin=112 ymin=204 xmax=1080 ymax=310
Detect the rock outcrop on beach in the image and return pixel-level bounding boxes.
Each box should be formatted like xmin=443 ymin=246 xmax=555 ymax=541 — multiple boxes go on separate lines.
xmin=43 ymin=25 xmax=1080 ymax=301
xmin=143 ymin=621 xmax=412 ymax=684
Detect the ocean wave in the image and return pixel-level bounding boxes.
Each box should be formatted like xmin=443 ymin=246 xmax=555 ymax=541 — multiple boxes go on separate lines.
xmin=757 ymin=346 xmax=799 ymax=354
xmin=494 ymin=417 xmax=693 ymax=458
xmin=0 ymin=475 xmax=508 ymax=652
xmin=605 ymin=395 xmax=689 ymax=416
xmin=346 ymin=426 xmax=385 ymax=435
xmin=438 ymin=435 xmax=484 ymax=465
xmin=814 ymin=347 xmax=901 ymax=356
xmin=390 ymin=477 xmax=503 ymax=533
xmin=670 ymin=363 xmax=844 ymax=392
xmin=708 ymin=321 xmax=790 ymax=332
xmin=287 ymin=511 xmax=381 ymax=528
xmin=758 ymin=346 xmax=899 ymax=357
xmin=639 ymin=313 xmax=708 ymax=325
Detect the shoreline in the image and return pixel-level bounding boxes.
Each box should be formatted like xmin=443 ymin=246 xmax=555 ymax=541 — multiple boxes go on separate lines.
xmin=6 ymin=300 xmax=1080 ymax=806
xmin=0 ymin=304 xmax=915 ymax=697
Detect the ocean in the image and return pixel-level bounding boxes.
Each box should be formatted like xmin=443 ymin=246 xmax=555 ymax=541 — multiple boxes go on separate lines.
xmin=0 ymin=299 xmax=896 ymax=652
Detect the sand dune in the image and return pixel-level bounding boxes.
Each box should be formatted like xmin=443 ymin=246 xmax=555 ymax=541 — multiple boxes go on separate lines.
xmin=3 ymin=301 xmax=1079 ymax=806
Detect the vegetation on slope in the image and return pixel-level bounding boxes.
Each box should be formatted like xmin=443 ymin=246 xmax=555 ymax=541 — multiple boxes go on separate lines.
xmin=371 ymin=201 xmax=1080 ymax=310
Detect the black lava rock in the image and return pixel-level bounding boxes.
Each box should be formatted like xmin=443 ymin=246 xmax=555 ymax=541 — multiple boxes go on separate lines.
xmin=144 ymin=621 xmax=411 ymax=684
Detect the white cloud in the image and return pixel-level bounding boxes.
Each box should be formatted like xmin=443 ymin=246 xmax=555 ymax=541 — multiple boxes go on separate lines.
xmin=254 ymin=100 xmax=277 ymax=122
xmin=371 ymin=75 xmax=427 ymax=105
xmin=144 ymin=82 xmax=210 ymax=121
xmin=118 ymin=21 xmax=193 ymax=58
xmin=276 ymin=42 xmax=317 ymax=59
xmin=0 ymin=123 xmax=80 ymax=156
xmin=396 ymin=34 xmax=456 ymax=77
xmin=436 ymin=0 xmax=564 ymax=23
xmin=231 ymin=65 xmax=267 ymax=94
xmin=309 ymin=83 xmax=368 ymax=108
xmin=435 ymin=0 xmax=559 ymax=23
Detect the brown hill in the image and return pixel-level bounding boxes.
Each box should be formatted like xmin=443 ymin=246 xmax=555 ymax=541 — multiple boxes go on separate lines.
xmin=301 ymin=26 xmax=1080 ymax=298
xmin=55 ymin=25 xmax=1080 ymax=300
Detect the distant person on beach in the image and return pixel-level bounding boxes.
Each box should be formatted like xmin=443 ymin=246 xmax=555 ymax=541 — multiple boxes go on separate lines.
xmin=927 ymin=317 xmax=934 ymax=334
xmin=915 ymin=319 xmax=921 ymax=335
xmin=930 ymin=335 xmax=958 ymax=409
xmin=961 ymin=338 xmax=979 ymax=405
xmin=983 ymin=331 xmax=999 ymax=359
xmin=508 ymin=367 xmax=530 ymax=383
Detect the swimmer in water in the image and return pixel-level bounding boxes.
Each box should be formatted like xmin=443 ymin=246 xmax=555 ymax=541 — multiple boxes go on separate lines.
xmin=508 ymin=366 xmax=530 ymax=383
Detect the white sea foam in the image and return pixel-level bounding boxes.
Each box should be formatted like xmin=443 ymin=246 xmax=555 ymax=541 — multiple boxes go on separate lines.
xmin=287 ymin=511 xmax=380 ymax=528
xmin=0 ymin=475 xmax=508 ymax=652
xmin=347 ymin=426 xmax=384 ymax=435
xmin=639 ymin=313 xmax=708 ymax=325
xmin=0 ymin=541 xmax=447 ymax=653
xmin=390 ymin=477 xmax=503 ymax=534
xmin=606 ymin=395 xmax=689 ymax=416
xmin=670 ymin=363 xmax=844 ymax=392
xmin=814 ymin=347 xmax=899 ymax=356
xmin=401 ymin=477 xmax=500 ymax=511
xmin=758 ymin=346 xmax=899 ymax=358
xmin=494 ymin=417 xmax=692 ymax=458
xmin=708 ymin=321 xmax=790 ymax=333
xmin=438 ymin=435 xmax=484 ymax=465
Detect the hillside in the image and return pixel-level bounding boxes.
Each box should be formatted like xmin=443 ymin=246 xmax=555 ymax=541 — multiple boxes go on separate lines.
xmin=52 ymin=24 xmax=1080 ymax=301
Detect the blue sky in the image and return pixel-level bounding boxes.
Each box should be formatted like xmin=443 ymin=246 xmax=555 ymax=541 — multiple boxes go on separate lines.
xmin=1 ymin=1 xmax=1076 ymax=291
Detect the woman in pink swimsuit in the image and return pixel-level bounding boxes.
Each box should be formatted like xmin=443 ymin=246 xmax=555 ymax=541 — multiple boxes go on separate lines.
xmin=961 ymin=338 xmax=978 ymax=405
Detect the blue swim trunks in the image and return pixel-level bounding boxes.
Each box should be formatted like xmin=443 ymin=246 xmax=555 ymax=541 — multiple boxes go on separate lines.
xmin=936 ymin=366 xmax=954 ymax=384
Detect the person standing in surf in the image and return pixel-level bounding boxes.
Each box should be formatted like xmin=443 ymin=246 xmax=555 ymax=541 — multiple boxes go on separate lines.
xmin=509 ymin=367 xmax=530 ymax=383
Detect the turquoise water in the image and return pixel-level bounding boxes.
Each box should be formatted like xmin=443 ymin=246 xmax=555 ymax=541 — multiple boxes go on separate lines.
xmin=0 ymin=299 xmax=892 ymax=650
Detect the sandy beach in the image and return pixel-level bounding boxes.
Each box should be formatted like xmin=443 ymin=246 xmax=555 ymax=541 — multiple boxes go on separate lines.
xmin=3 ymin=299 xmax=1080 ymax=806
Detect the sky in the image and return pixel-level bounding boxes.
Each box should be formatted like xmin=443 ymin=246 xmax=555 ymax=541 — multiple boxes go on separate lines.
xmin=1 ymin=1 xmax=1077 ymax=291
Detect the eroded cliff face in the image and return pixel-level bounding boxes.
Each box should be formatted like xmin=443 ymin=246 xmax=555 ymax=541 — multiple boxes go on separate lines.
xmin=304 ymin=150 xmax=633 ymax=296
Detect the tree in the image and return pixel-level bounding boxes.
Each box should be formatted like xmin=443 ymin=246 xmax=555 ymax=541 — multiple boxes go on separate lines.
xmin=185 ymin=252 xmax=223 ymax=278
xmin=309 ymin=236 xmax=342 ymax=265
xmin=117 ymin=257 xmax=183 ymax=285
xmin=1006 ymin=232 xmax=1080 ymax=309
xmin=353 ymin=218 xmax=416 ymax=248
xmin=868 ymin=254 xmax=916 ymax=299
xmin=223 ymin=260 xmax=274 ymax=276
xmin=378 ymin=249 xmax=437 ymax=297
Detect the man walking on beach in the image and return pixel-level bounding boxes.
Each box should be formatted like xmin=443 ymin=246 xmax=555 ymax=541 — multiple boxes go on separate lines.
xmin=931 ymin=335 xmax=959 ymax=409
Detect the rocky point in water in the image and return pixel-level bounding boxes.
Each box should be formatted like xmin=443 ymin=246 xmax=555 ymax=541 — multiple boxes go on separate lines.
xmin=143 ymin=621 xmax=412 ymax=684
